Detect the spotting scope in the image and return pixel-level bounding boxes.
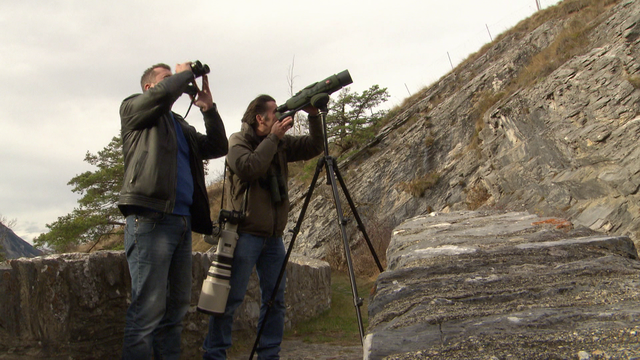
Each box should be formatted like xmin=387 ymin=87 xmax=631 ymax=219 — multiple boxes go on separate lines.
xmin=276 ymin=70 xmax=353 ymax=119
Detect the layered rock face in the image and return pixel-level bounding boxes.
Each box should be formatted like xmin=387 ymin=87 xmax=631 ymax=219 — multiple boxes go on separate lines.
xmin=0 ymin=251 xmax=330 ymax=359
xmin=365 ymin=211 xmax=640 ymax=359
xmin=286 ymin=0 xmax=640 ymax=268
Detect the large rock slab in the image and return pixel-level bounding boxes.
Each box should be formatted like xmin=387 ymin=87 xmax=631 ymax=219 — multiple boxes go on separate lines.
xmin=365 ymin=211 xmax=640 ymax=359
xmin=0 ymin=251 xmax=330 ymax=359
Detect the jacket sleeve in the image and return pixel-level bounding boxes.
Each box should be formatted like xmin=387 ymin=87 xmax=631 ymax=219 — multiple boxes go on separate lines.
xmin=285 ymin=114 xmax=324 ymax=162
xmin=194 ymin=104 xmax=229 ymax=160
xmin=120 ymin=71 xmax=193 ymax=131
xmin=227 ymin=132 xmax=279 ymax=182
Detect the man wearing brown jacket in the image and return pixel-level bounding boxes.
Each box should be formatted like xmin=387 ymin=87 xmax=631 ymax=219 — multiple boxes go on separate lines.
xmin=202 ymin=94 xmax=323 ymax=360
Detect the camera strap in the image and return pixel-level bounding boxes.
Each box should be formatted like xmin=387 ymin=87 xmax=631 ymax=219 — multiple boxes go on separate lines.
xmin=241 ymin=183 xmax=249 ymax=216
xmin=219 ymin=160 xmax=227 ymax=212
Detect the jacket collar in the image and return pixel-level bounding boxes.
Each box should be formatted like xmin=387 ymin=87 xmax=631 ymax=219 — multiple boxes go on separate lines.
xmin=241 ymin=122 xmax=270 ymax=148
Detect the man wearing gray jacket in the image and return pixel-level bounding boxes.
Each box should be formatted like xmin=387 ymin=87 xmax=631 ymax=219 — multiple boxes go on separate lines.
xmin=119 ymin=62 xmax=228 ymax=360
xmin=203 ymin=94 xmax=323 ymax=359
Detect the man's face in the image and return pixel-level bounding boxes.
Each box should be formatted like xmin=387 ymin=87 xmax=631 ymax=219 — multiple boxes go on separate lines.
xmin=145 ymin=67 xmax=172 ymax=91
xmin=261 ymin=101 xmax=278 ymax=129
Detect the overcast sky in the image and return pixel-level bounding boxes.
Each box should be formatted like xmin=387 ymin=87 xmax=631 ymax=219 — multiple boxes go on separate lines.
xmin=0 ymin=0 xmax=561 ymax=243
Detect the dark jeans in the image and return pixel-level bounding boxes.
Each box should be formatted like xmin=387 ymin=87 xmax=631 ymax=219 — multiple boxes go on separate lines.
xmin=122 ymin=211 xmax=192 ymax=360
xmin=203 ymin=233 xmax=287 ymax=360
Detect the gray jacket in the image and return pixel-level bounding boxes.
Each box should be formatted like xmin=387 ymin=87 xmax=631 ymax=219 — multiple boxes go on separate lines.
xmin=118 ymin=70 xmax=228 ymax=234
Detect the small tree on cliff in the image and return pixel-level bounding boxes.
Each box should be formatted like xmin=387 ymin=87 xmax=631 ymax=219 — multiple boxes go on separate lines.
xmin=34 ymin=136 xmax=124 ymax=252
xmin=325 ymin=84 xmax=389 ymax=152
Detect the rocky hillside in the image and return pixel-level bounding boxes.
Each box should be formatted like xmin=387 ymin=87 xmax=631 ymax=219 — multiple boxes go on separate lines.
xmin=286 ymin=0 xmax=640 ymax=265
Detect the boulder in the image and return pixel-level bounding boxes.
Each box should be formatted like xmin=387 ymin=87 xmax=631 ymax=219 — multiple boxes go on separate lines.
xmin=365 ymin=211 xmax=640 ymax=359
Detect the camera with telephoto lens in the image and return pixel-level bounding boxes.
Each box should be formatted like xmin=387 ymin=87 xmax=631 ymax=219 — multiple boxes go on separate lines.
xmin=197 ymin=209 xmax=245 ymax=316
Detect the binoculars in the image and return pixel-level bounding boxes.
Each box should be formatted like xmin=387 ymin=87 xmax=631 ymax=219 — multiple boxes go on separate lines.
xmin=184 ymin=60 xmax=210 ymax=96
xmin=190 ymin=60 xmax=210 ymax=78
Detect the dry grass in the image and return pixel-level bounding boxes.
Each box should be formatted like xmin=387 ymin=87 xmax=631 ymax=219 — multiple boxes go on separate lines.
xmin=287 ymin=157 xmax=321 ymax=186
xmin=466 ymin=90 xmax=506 ymax=154
xmin=399 ymin=171 xmax=440 ymax=198
xmin=323 ymin=214 xmax=393 ymax=278
xmin=74 ymin=231 xmax=124 ymax=252
xmin=628 ymin=75 xmax=640 ymax=89
xmin=466 ymin=183 xmax=491 ymax=210
xmin=207 ymin=180 xmax=225 ymax=215
xmin=513 ymin=0 xmax=618 ymax=91
xmin=462 ymin=0 xmax=618 ymax=155
xmin=187 ymin=180 xmax=228 ymax=252
xmin=461 ymin=0 xmax=617 ymax=72
xmin=377 ymin=1 xmax=621 ymax=169
xmin=424 ymin=134 xmax=435 ymax=147
xmin=474 ymin=91 xmax=506 ymax=118
xmin=74 ymin=228 xmax=215 ymax=253
xmin=351 ymin=219 xmax=393 ymax=277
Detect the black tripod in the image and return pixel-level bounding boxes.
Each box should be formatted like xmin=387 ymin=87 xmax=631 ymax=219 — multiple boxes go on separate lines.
xmin=249 ymin=93 xmax=384 ymax=359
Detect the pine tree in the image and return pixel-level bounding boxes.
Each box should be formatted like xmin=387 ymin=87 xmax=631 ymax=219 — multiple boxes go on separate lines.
xmin=325 ymin=85 xmax=390 ymax=152
xmin=34 ymin=136 xmax=124 ymax=252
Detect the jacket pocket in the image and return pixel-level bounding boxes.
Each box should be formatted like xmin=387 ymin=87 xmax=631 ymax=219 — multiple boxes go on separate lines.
xmin=129 ymin=150 xmax=148 ymax=186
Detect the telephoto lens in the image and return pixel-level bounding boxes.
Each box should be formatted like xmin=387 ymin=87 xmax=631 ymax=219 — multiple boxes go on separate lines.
xmin=197 ymin=222 xmax=239 ymax=315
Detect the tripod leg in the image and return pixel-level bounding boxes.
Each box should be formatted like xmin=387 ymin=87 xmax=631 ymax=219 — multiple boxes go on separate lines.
xmin=324 ymin=157 xmax=365 ymax=344
xmin=249 ymin=157 xmax=326 ymax=360
xmin=332 ymin=163 xmax=384 ymax=273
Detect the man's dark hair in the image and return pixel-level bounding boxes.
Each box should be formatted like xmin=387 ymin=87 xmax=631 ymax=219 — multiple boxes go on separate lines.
xmin=241 ymin=94 xmax=276 ymax=127
xmin=140 ymin=63 xmax=171 ymax=91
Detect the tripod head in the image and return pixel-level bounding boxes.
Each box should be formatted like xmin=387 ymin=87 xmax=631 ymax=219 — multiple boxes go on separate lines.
xmin=310 ymin=93 xmax=330 ymax=112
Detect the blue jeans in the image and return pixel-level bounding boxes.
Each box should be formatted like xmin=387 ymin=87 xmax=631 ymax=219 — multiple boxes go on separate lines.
xmin=203 ymin=233 xmax=287 ymax=360
xmin=122 ymin=211 xmax=192 ymax=360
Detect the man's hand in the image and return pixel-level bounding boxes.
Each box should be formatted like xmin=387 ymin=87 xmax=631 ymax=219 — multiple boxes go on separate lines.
xmin=175 ymin=62 xmax=192 ymax=73
xmin=271 ymin=116 xmax=293 ymax=139
xmin=192 ymin=75 xmax=214 ymax=112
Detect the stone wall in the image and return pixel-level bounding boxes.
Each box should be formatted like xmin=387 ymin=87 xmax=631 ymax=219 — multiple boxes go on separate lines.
xmin=0 ymin=251 xmax=330 ymax=359
xmin=365 ymin=211 xmax=640 ymax=359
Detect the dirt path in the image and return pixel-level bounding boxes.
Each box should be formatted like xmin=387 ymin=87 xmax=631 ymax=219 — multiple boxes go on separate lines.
xmin=228 ymin=339 xmax=363 ymax=360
